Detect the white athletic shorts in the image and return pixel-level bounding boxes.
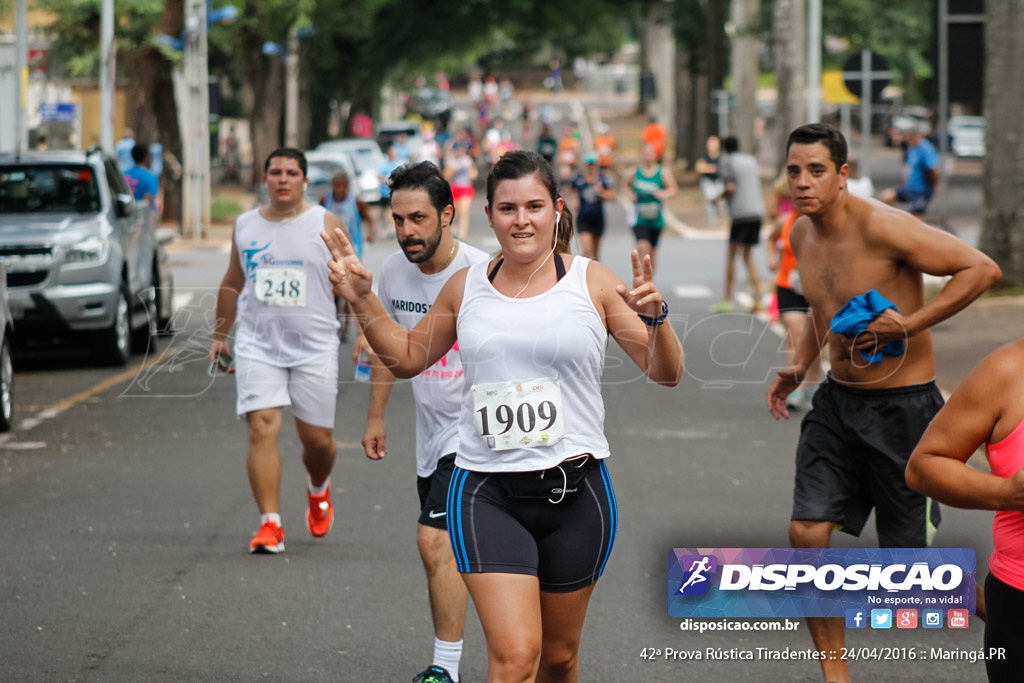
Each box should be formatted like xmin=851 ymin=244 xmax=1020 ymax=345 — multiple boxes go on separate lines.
xmin=234 ymin=353 xmax=339 ymax=428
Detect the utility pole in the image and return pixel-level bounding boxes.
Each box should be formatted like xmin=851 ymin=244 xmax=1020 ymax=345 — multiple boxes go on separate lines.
xmin=285 ymin=27 xmax=300 ymax=148
xmin=14 ymin=0 xmax=27 ymax=153
xmin=806 ymin=0 xmax=822 ymax=122
xmin=641 ymin=3 xmax=676 ymax=153
xmin=99 ymin=0 xmax=114 ymax=153
xmin=182 ymin=0 xmax=210 ymax=240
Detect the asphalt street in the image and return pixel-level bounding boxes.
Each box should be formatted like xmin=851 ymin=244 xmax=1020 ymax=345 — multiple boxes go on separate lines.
xmin=1 ymin=177 xmax=1005 ymax=682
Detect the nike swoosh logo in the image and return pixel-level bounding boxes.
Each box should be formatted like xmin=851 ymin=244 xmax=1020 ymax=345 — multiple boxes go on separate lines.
xmin=427 ymin=510 xmax=447 ymax=519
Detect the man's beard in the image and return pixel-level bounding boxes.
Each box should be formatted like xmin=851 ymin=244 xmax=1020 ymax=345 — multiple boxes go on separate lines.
xmin=400 ymin=224 xmax=443 ymax=264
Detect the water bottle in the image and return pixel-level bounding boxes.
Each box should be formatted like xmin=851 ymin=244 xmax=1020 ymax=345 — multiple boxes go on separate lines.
xmin=354 ymin=350 xmax=371 ymax=383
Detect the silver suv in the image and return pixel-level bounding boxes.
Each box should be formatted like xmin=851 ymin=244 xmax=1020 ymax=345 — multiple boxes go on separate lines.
xmin=0 ymin=148 xmax=174 ymax=365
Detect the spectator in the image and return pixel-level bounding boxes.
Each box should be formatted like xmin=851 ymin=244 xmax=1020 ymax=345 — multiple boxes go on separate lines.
xmin=124 ymin=143 xmax=160 ymax=214
xmin=881 ymin=124 xmax=939 ymax=221
xmin=116 ymin=128 xmax=135 ymax=170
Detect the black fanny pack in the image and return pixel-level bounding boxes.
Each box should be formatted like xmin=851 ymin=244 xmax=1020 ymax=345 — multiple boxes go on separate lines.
xmin=500 ymin=454 xmax=593 ymax=504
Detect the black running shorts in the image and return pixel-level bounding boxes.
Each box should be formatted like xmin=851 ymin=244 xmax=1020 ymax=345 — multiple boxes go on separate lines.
xmin=447 ymin=458 xmax=618 ymax=592
xmin=792 ymin=377 xmax=943 ymax=547
xmin=632 ymin=224 xmax=664 ymax=248
xmin=576 ymin=212 xmax=606 ymax=238
xmin=729 ymin=217 xmax=763 ymax=245
xmin=775 ymin=284 xmax=809 ymax=314
xmin=417 ymin=453 xmax=457 ymax=530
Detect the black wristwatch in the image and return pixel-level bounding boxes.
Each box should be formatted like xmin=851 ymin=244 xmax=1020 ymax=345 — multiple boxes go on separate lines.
xmin=638 ymin=301 xmax=669 ymax=326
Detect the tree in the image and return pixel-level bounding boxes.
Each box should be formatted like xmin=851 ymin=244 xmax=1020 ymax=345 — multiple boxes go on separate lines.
xmin=770 ymin=0 xmax=804 ymax=174
xmin=34 ymin=0 xmax=184 ymax=218
xmin=978 ymin=0 xmax=1024 ymax=286
xmin=820 ymin=0 xmax=933 ymax=101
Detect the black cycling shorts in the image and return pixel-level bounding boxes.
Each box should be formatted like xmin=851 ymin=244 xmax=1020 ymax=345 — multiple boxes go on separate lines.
xmin=792 ymin=376 xmax=943 ymax=547
xmin=446 ymin=457 xmax=618 ymax=592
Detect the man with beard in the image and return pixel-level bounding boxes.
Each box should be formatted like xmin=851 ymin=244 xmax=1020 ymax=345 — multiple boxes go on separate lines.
xmin=361 ymin=162 xmax=488 ymax=683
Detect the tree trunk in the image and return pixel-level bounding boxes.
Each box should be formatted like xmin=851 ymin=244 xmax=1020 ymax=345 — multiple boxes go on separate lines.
xmin=123 ymin=48 xmax=161 ymax=144
xmin=771 ymin=0 xmax=805 ymax=173
xmin=122 ymin=0 xmax=183 ymax=224
xmin=241 ymin=26 xmax=285 ymax=188
xmin=674 ymin=45 xmax=693 ymax=164
xmin=730 ymin=0 xmax=761 ymax=156
xmin=977 ymin=0 xmax=1024 ymax=285
xmin=705 ymin=0 xmax=728 ymax=136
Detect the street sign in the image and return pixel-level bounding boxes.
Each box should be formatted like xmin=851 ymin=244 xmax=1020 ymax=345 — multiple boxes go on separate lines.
xmin=842 ymin=51 xmax=891 ymax=100
xmin=39 ymin=102 xmax=78 ymax=123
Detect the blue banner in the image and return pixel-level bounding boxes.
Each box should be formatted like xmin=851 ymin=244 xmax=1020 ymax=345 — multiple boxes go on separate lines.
xmin=668 ymin=548 xmax=975 ymax=620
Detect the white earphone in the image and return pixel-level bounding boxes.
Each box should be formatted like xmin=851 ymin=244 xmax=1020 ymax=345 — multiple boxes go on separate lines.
xmin=555 ymin=211 xmax=561 ymax=224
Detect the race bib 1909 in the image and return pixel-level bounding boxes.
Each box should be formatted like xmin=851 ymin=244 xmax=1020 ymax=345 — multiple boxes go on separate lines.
xmin=256 ymin=267 xmax=307 ymax=307
xmin=471 ymin=377 xmax=565 ymax=451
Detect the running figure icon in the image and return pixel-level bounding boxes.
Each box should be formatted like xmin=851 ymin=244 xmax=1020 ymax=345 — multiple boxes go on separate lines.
xmin=679 ymin=556 xmax=712 ymax=593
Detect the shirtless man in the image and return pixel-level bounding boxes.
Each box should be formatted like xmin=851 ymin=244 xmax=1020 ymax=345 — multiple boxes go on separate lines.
xmin=765 ymin=123 xmax=1000 ymax=683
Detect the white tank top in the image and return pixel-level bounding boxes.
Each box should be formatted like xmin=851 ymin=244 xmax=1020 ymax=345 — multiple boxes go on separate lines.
xmin=455 ymin=255 xmax=610 ymax=472
xmin=378 ymin=241 xmax=490 ymax=477
xmin=233 ymin=205 xmax=340 ymax=366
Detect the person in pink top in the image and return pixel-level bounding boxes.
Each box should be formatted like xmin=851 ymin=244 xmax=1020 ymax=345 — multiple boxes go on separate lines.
xmin=906 ymin=339 xmax=1024 ymax=683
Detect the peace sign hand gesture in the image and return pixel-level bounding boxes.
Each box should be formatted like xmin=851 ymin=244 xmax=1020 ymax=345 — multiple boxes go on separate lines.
xmin=321 ymin=226 xmax=373 ymax=304
xmin=615 ymin=249 xmax=664 ymax=320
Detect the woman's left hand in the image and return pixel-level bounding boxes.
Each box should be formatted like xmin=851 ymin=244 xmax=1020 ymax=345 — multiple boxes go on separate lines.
xmin=615 ymin=249 xmax=663 ymax=319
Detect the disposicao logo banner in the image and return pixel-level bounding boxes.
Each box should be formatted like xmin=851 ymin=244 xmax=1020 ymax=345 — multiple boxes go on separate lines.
xmin=667 ymin=548 xmax=975 ymax=618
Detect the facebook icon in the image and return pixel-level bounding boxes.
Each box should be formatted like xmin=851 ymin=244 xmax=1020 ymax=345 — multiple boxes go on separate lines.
xmin=846 ymin=609 xmax=866 ymax=629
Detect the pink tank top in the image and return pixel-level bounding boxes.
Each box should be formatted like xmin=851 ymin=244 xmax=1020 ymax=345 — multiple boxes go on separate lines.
xmin=986 ymin=416 xmax=1024 ymax=590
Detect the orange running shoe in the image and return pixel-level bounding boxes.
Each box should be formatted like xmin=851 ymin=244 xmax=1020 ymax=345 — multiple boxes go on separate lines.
xmin=249 ymin=520 xmax=285 ymax=554
xmin=307 ymin=479 xmax=334 ymax=538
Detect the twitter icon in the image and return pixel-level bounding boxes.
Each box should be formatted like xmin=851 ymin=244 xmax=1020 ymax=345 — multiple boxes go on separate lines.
xmin=871 ymin=609 xmax=892 ymax=629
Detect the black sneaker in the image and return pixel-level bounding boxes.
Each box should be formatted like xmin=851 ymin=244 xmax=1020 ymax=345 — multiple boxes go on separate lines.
xmin=411 ymin=665 xmax=458 ymax=683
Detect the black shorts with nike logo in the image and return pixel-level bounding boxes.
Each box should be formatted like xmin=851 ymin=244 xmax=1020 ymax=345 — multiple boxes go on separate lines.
xmin=417 ymin=453 xmax=458 ymax=529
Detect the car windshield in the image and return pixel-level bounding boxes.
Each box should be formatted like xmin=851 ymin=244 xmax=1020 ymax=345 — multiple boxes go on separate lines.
xmin=0 ymin=164 xmax=101 ymax=214
xmin=346 ymin=147 xmax=381 ymax=173
xmin=306 ymin=162 xmax=337 ymax=185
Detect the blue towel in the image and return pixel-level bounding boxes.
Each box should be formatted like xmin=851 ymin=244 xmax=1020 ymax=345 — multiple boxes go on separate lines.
xmin=830 ymin=290 xmax=906 ymax=363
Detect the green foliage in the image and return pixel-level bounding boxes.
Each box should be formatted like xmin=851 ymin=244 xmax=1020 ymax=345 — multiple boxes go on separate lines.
xmin=210 ymin=196 xmax=243 ymax=222
xmin=821 ymin=0 xmax=934 ymax=97
xmin=32 ymin=0 xmax=165 ymax=77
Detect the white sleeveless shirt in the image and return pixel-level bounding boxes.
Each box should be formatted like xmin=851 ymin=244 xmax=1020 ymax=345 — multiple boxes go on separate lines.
xmin=378 ymin=242 xmax=490 ymax=477
xmin=455 ymin=255 xmax=610 ymax=472
xmin=233 ymin=205 xmax=340 ymax=366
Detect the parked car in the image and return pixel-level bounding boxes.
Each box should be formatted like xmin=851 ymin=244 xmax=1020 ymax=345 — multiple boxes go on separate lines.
xmin=947 ymin=115 xmax=985 ymax=158
xmin=0 ymin=264 xmax=13 ymax=432
xmin=314 ymin=138 xmax=386 ymax=204
xmin=0 ymin=148 xmax=174 ymax=365
xmin=405 ymin=86 xmax=454 ymax=125
xmin=303 ymin=152 xmax=359 ymax=204
xmin=376 ymin=121 xmax=424 ymax=162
